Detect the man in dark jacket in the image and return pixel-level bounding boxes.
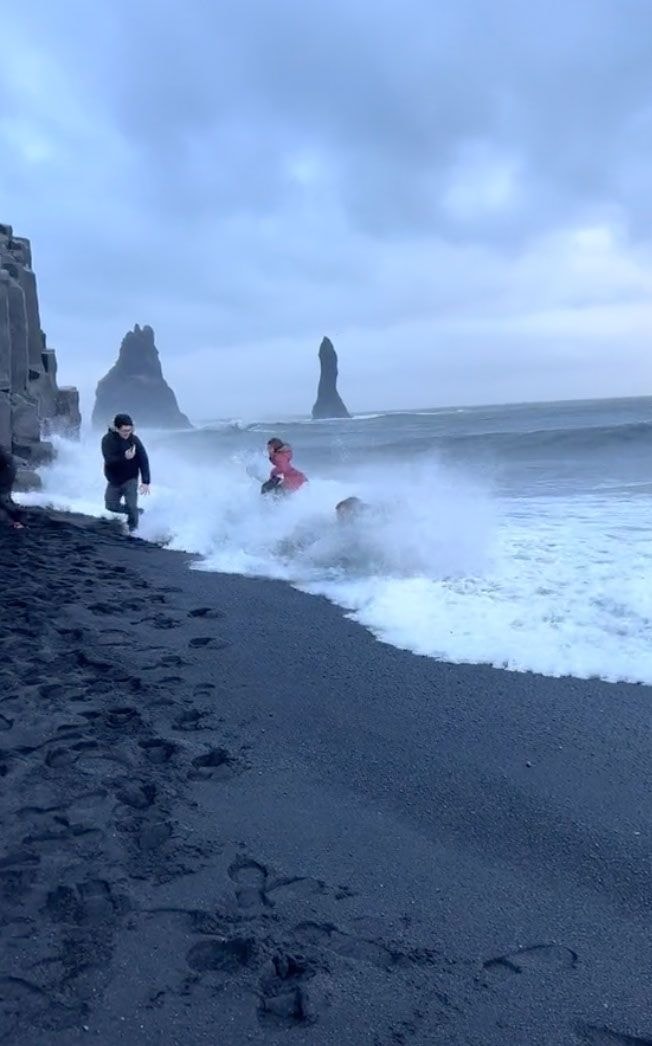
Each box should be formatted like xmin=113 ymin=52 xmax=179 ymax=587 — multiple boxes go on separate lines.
xmin=0 ymin=444 xmax=24 ymax=529
xmin=101 ymin=414 xmax=151 ymax=532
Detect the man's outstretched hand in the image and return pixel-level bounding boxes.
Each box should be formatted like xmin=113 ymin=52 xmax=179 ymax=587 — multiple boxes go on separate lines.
xmin=139 ymin=484 xmax=151 ymax=495
xmin=125 ymin=445 xmax=137 ymax=460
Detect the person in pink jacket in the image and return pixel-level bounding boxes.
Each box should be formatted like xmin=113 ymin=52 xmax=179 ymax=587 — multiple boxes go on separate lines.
xmin=261 ymin=438 xmax=308 ymax=495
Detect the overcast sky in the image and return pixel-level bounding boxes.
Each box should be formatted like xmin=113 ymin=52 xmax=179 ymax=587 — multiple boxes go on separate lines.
xmin=2 ymin=0 xmax=651 ymax=421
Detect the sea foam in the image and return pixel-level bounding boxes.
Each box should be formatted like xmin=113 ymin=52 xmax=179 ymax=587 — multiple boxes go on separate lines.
xmin=23 ymin=425 xmax=652 ymax=686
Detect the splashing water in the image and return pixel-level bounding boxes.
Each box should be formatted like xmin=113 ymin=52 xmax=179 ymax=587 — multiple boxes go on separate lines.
xmin=22 ymin=400 xmax=652 ymax=686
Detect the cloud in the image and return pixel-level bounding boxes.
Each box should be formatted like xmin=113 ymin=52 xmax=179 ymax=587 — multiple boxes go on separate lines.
xmin=0 ymin=0 xmax=651 ymax=418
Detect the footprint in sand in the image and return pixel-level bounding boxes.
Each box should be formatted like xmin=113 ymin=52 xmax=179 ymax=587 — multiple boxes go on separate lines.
xmin=576 ymin=1024 xmax=652 ymax=1045
xmin=55 ymin=627 xmax=86 ymax=642
xmin=96 ymin=628 xmax=131 ymax=648
xmin=0 ymin=851 xmax=40 ymax=904
xmin=267 ymin=877 xmax=328 ymax=904
xmin=114 ymin=778 xmax=157 ymax=810
xmin=228 ymin=857 xmax=270 ymax=909
xmin=153 ymin=654 xmax=190 ymax=670
xmin=294 ymin=920 xmax=437 ymax=973
xmin=138 ymin=739 xmax=177 ymax=765
xmin=103 ymin=706 xmax=143 ymax=732
xmin=88 ymin=601 xmax=117 ymax=616
xmin=158 ymin=675 xmax=183 ymax=686
xmin=188 ymin=607 xmax=225 ymax=620
xmin=295 ymin=921 xmax=398 ymax=970
xmin=484 ymin=943 xmax=578 ymax=976
xmin=194 ymin=683 xmax=216 ymax=696
xmin=173 ymin=710 xmax=210 ymax=732
xmin=228 ymin=856 xmax=326 ymax=910
xmin=189 ymin=637 xmax=230 ymax=651
xmin=0 ymin=975 xmax=84 ymax=1039
xmin=55 ymin=722 xmax=87 ymax=735
xmin=186 ymin=936 xmax=256 ymax=974
xmin=22 ymin=818 xmax=103 ymax=847
xmin=190 ymin=747 xmax=237 ymax=781
xmin=45 ymin=878 xmax=128 ymax=926
xmin=142 ymin=615 xmax=181 ymax=631
xmin=137 ymin=819 xmax=173 ymax=852
xmin=44 ymin=741 xmax=99 ymax=769
xmin=75 ymin=651 xmax=115 ymax=674
xmin=16 ymin=727 xmax=84 ymax=755
xmin=258 ymin=953 xmax=320 ymax=1028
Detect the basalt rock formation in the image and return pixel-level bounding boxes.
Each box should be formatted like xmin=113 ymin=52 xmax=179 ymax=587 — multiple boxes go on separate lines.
xmin=92 ymin=324 xmax=191 ymax=430
xmin=311 ymin=336 xmax=351 ymax=420
xmin=0 ymin=223 xmax=81 ymax=486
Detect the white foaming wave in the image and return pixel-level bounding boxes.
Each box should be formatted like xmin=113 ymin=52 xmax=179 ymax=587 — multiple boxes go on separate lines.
xmin=23 ymin=436 xmax=652 ymax=685
xmin=306 ymin=496 xmax=652 ymax=685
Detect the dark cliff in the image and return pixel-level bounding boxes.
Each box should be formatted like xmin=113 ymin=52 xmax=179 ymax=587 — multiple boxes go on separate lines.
xmin=0 ymin=223 xmax=80 ymax=486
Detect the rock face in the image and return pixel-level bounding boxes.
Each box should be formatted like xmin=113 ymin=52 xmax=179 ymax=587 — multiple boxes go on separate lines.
xmin=0 ymin=223 xmax=81 ymax=484
xmin=92 ymin=324 xmax=191 ymax=430
xmin=312 ymin=336 xmax=351 ymax=420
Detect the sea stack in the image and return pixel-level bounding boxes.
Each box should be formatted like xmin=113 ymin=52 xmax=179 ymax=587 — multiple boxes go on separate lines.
xmin=311 ymin=336 xmax=351 ymax=420
xmin=0 ymin=222 xmax=81 ymax=486
xmin=92 ymin=324 xmax=191 ymax=430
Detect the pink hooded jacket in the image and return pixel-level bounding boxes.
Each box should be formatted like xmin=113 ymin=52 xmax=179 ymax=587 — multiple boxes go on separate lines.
xmin=269 ymin=444 xmax=307 ymax=492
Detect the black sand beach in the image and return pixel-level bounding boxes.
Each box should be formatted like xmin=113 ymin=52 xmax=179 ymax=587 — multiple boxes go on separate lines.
xmin=1 ymin=510 xmax=650 ymax=1045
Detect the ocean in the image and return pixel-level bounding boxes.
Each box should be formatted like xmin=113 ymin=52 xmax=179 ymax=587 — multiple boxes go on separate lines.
xmin=29 ymin=396 xmax=652 ymax=685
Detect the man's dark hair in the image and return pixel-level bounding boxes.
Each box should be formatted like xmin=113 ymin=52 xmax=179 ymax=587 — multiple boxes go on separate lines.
xmin=114 ymin=413 xmax=134 ymax=428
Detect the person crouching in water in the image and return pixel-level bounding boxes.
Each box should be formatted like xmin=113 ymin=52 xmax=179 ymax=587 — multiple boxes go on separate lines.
xmin=335 ymin=497 xmax=368 ymax=522
xmin=101 ymin=414 xmax=151 ymax=532
xmin=261 ymin=438 xmax=307 ymax=495
xmin=0 ymin=445 xmax=25 ymax=529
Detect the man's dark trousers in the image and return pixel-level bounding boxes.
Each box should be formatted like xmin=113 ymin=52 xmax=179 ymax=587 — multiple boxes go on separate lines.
xmin=105 ymin=479 xmax=139 ymax=531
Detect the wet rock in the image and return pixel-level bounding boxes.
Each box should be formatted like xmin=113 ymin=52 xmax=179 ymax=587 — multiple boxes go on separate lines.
xmin=14 ymin=469 xmax=42 ymax=492
xmin=92 ymin=324 xmax=191 ymax=430
xmin=312 ymin=336 xmax=350 ymax=420
xmin=0 ymin=222 xmax=81 ymax=465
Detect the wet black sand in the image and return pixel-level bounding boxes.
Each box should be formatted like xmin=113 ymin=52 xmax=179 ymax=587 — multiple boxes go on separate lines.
xmin=1 ymin=509 xmax=651 ymax=1045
